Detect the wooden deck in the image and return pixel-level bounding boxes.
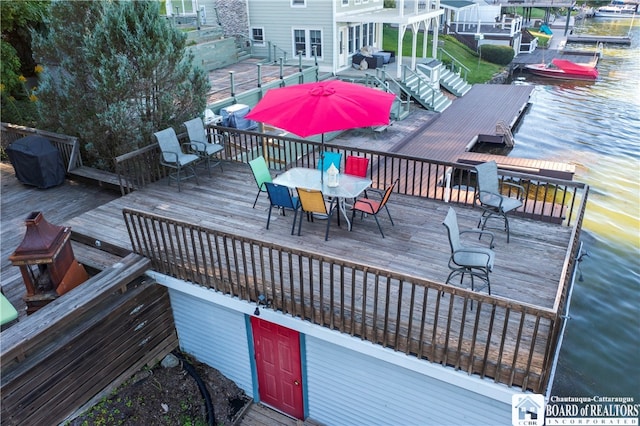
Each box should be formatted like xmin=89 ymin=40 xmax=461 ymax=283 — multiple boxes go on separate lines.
xmin=52 ymin=161 xmax=572 ymax=312
xmin=395 ymin=85 xmax=533 ymax=161
xmin=0 ymin=162 xmax=121 ymax=321
xmin=391 ymin=85 xmax=575 ymax=180
xmin=1 ymin=156 xmax=581 ymax=392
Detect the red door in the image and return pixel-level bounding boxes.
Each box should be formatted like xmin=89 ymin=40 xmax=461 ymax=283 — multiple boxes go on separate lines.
xmin=251 ymin=317 xmax=304 ymax=419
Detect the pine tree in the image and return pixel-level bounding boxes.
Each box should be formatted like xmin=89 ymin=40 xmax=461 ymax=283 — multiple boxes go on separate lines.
xmin=33 ymin=0 xmax=209 ymax=170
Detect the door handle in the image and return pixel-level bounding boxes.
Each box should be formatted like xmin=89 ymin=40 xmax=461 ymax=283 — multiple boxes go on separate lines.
xmin=294 ymin=380 xmax=300 ymax=386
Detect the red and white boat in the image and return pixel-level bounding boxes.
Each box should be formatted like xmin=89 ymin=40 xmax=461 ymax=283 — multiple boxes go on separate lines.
xmin=525 ymin=58 xmax=599 ymax=81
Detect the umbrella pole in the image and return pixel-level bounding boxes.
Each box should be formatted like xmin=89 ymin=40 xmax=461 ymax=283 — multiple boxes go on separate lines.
xmin=320 ymin=134 xmax=324 ymax=185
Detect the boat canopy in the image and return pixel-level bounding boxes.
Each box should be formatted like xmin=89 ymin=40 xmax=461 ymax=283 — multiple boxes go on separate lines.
xmin=551 ymin=59 xmax=599 ymax=79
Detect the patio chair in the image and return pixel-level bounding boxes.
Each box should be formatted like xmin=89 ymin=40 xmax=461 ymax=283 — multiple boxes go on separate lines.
xmin=474 ymin=161 xmax=525 ymax=243
xmin=345 ymin=154 xmax=370 ymax=199
xmin=350 ymin=179 xmax=397 ymax=238
xmin=183 ymin=117 xmax=224 ymax=177
xmin=264 ymin=182 xmax=300 ymax=233
xmin=317 ymin=152 xmax=342 ymax=172
xmin=154 ymin=127 xmax=200 ymax=192
xmin=249 ymin=156 xmax=272 ymax=208
xmin=442 ymin=207 xmax=495 ymax=298
xmin=344 ymin=155 xmax=369 ymax=178
xmin=295 ymin=188 xmax=340 ymax=241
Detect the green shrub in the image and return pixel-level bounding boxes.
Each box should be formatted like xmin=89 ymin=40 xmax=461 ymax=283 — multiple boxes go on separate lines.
xmin=479 ymin=45 xmax=515 ymax=66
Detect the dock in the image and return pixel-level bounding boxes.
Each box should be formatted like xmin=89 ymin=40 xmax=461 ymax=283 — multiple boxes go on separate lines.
xmin=567 ymin=34 xmax=631 ymax=45
xmin=390 ymin=85 xmax=576 ymax=180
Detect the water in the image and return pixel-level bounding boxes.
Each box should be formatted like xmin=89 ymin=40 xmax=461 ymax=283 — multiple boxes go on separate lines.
xmin=510 ymin=18 xmax=640 ymax=400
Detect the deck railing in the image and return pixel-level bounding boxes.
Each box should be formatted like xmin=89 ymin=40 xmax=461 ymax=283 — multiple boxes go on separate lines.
xmin=1 ymin=122 xmax=81 ymax=172
xmin=214 ymin=126 xmax=586 ymax=226
xmin=114 ymin=125 xmax=587 ymax=227
xmin=122 ymin=199 xmax=582 ymax=393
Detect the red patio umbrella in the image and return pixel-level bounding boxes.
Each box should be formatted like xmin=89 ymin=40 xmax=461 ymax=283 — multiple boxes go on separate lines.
xmin=246 ymin=81 xmax=395 ymax=182
xmin=245 ymin=80 xmax=395 ymax=140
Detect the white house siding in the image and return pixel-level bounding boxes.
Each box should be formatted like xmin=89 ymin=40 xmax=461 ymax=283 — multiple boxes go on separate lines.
xmin=305 ymin=336 xmax=511 ymax=426
xmin=248 ymin=0 xmax=335 ymax=68
xmin=168 ymin=289 xmax=254 ymax=396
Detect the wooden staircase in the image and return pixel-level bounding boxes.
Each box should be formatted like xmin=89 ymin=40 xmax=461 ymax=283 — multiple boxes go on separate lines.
xmin=438 ymin=67 xmax=472 ymax=97
xmin=400 ymin=67 xmax=452 ymax=113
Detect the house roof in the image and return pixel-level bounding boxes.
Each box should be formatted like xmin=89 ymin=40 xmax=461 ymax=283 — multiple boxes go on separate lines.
xmin=440 ymin=0 xmax=477 ymax=10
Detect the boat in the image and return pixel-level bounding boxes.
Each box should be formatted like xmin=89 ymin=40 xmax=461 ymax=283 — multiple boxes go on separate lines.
xmin=594 ymin=2 xmax=638 ymax=18
xmin=525 ymin=58 xmax=599 ymax=81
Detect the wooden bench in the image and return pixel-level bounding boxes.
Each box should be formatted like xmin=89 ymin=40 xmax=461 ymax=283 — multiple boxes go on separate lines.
xmin=372 ymin=120 xmax=395 ymax=135
xmin=68 ymin=165 xmax=122 ymax=190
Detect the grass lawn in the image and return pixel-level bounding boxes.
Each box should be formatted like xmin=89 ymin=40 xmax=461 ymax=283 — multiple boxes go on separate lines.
xmin=382 ymin=25 xmax=503 ymax=84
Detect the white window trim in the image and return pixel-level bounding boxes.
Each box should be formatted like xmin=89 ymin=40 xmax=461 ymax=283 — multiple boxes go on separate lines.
xmin=292 ymin=27 xmax=323 ymax=60
xmin=251 ymin=27 xmax=265 ymax=47
xmin=341 ymin=0 xmax=349 ymax=6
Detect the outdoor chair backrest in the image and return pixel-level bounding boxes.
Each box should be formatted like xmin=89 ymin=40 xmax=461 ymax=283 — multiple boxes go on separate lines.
xmin=377 ymin=179 xmax=398 ymax=212
xmin=154 ymin=128 xmax=182 ymax=164
xmin=345 ymin=155 xmax=369 ymax=178
xmin=475 ymin=160 xmax=500 ymax=196
xmin=184 ymin=118 xmax=208 ymax=144
xmin=296 ymin=188 xmax=328 ymax=215
xmin=265 ymin=182 xmax=297 ymax=209
xmin=443 ymin=207 xmax=461 ymax=253
xmin=249 ymin=156 xmax=272 ymax=190
xmin=317 ymin=152 xmax=342 ymax=172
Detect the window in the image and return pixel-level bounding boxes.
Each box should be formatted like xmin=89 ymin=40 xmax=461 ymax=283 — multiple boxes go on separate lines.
xmin=293 ymin=28 xmax=323 ymax=59
xmin=368 ymin=22 xmax=375 ymax=46
xmin=342 ymin=0 xmax=349 ymax=5
xmin=310 ymin=30 xmax=322 ymax=57
xmin=251 ymin=27 xmax=265 ymax=46
xmin=363 ymin=23 xmax=368 ymax=47
xmin=294 ymin=29 xmax=306 ymax=56
xmin=291 ymin=0 xmax=305 ymax=6
xmin=348 ymin=26 xmax=354 ymax=53
xmin=355 ymin=26 xmax=361 ymax=50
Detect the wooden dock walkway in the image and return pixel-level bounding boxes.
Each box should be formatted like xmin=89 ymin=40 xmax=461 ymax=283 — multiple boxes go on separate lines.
xmin=567 ymin=34 xmax=631 ymax=45
xmin=390 ymin=85 xmax=575 ymax=179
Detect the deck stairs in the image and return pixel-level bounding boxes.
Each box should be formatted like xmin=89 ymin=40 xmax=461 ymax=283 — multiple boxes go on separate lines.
xmin=438 ymin=67 xmax=472 ymax=97
xmin=400 ymin=66 xmax=452 ymax=112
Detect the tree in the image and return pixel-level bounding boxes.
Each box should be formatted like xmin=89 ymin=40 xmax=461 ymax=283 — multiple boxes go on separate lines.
xmin=33 ymin=0 xmax=209 ymax=170
xmin=1 ymin=0 xmax=49 ymax=126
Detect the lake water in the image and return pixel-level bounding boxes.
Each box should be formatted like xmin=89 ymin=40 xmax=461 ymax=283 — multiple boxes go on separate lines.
xmin=509 ymin=18 xmax=639 ymax=400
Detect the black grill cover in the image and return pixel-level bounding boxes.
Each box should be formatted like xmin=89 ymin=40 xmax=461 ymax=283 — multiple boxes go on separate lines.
xmin=6 ymin=136 xmax=66 ymax=188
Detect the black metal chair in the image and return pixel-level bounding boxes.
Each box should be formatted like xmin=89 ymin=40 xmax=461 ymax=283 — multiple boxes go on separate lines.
xmin=474 ymin=161 xmax=524 ymax=243
xmin=442 ymin=207 xmax=495 ymax=300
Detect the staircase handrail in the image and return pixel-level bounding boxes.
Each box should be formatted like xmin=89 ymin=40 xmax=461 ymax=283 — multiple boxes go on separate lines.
xmin=231 ymin=33 xmax=254 ymax=55
xmin=401 ymin=65 xmax=438 ymax=108
xmin=266 ymin=41 xmax=290 ymax=64
xmin=438 ymin=47 xmax=470 ymax=81
xmin=366 ymin=70 xmax=412 ymax=118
